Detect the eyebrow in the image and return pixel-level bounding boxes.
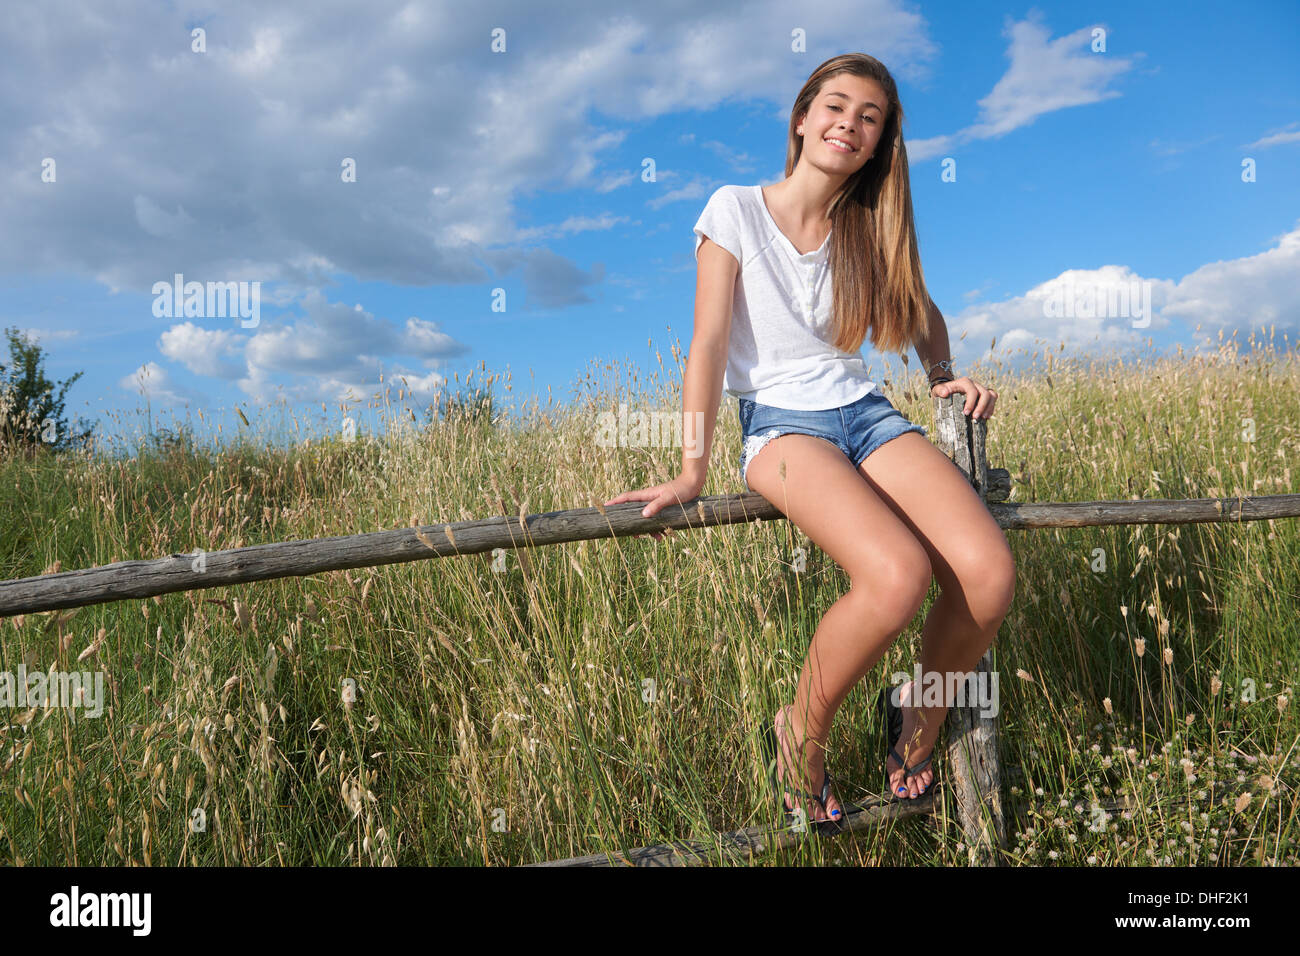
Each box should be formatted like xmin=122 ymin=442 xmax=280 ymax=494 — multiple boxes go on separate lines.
xmin=826 ymin=91 xmax=882 ymax=112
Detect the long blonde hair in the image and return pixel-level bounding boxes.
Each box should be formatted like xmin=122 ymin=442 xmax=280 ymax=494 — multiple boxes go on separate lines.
xmin=784 ymin=53 xmax=934 ymax=356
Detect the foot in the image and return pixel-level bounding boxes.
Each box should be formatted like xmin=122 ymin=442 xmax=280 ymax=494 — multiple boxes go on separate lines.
xmin=774 ymin=704 xmax=843 ymax=822
xmin=887 ymin=682 xmax=938 ymax=799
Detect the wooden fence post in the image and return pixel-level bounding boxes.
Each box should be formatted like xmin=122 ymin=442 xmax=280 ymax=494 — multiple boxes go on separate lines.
xmin=931 ymin=392 xmax=1010 ymax=865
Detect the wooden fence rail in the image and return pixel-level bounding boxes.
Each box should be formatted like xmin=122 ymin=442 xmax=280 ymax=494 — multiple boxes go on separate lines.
xmin=2 ymin=393 xmax=1298 ymax=866
xmin=2 ymin=491 xmax=1296 ymax=618
xmin=528 ymin=793 xmax=938 ymax=866
xmin=529 ymin=793 xmax=1156 ymax=867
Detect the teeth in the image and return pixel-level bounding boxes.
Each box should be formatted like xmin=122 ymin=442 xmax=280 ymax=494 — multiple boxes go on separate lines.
xmin=825 ymin=138 xmax=855 ymax=151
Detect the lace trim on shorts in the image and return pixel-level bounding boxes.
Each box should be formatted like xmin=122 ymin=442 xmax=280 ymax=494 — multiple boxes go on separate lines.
xmin=742 ymin=428 xmax=785 ymax=484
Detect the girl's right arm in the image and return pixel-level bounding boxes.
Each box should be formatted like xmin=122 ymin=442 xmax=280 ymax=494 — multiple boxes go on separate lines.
xmin=604 ymin=236 xmax=737 ymax=535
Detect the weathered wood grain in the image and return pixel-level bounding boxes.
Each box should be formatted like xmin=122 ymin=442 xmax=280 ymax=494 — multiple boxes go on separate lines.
xmin=930 ymin=392 xmax=1007 ymax=865
xmin=0 ymin=493 xmax=779 ymax=616
xmin=528 ymin=793 xmax=936 ymax=867
xmin=2 ymin=487 xmax=1298 ymax=617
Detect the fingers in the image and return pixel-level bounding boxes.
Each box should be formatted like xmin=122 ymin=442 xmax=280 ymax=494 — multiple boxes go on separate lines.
xmin=932 ymin=379 xmax=967 ymax=405
xmin=933 ymin=378 xmax=975 ymax=415
xmin=939 ymin=377 xmax=999 ymax=420
xmin=604 ymin=489 xmax=651 ymax=507
xmin=610 ymin=490 xmax=678 ymax=539
xmin=605 ymin=492 xmax=645 ymax=506
xmin=643 ymin=496 xmax=674 ymax=540
xmin=956 ymin=378 xmax=977 ymax=417
xmin=969 ymin=383 xmax=998 ymax=420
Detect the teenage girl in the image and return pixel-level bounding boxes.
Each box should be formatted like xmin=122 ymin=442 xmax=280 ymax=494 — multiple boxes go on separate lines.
xmin=604 ymin=53 xmax=1015 ymax=822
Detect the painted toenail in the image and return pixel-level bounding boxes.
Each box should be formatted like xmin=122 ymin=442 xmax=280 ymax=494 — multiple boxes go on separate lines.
xmin=831 ymin=809 xmax=841 ymax=819
xmin=897 ymin=786 xmax=907 ymax=794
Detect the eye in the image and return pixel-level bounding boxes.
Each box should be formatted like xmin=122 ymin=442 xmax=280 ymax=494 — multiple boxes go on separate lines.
xmin=828 ymin=104 xmax=873 ymax=122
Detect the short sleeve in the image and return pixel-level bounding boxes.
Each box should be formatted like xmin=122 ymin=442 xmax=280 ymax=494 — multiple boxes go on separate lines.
xmin=693 ymin=187 xmax=743 ymax=265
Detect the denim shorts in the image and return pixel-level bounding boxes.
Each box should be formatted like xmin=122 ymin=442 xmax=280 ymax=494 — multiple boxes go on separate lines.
xmin=737 ymin=388 xmax=927 ymax=492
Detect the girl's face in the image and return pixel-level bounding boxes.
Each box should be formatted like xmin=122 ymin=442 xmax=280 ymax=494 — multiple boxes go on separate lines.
xmin=797 ymin=74 xmax=889 ymax=174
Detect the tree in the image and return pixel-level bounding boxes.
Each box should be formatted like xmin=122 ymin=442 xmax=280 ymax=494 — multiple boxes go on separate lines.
xmin=0 ymin=326 xmax=95 ymax=456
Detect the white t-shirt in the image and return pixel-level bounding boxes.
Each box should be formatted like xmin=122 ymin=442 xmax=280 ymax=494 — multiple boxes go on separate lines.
xmin=693 ymin=184 xmax=883 ymax=410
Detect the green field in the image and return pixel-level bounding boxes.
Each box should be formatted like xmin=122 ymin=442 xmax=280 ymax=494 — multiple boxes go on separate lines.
xmin=1 ymin=332 xmax=1297 ymax=866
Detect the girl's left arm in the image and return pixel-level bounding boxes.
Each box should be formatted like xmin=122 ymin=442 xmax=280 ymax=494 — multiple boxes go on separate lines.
xmin=915 ymin=296 xmax=999 ymax=421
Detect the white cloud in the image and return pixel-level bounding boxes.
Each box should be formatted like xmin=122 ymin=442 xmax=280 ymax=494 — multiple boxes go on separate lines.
xmin=116 ymin=361 xmax=205 ymax=407
xmin=242 ymin=291 xmax=464 ymax=376
xmin=147 ymin=287 xmax=470 ymax=405
xmin=399 ymin=315 xmax=465 ymax=356
xmin=232 ymin=290 xmax=468 ymax=403
xmin=0 ymin=0 xmax=939 ymax=297
xmin=158 ymin=322 xmax=244 ymax=379
xmin=1243 ymin=123 xmax=1300 ymax=150
xmin=1162 ymin=223 xmax=1300 ymax=345
xmin=905 ymin=133 xmax=957 ymax=161
xmin=389 ymin=368 xmax=447 ymax=398
xmin=908 ymin=13 xmax=1136 ymax=161
xmin=946 ymin=221 xmax=1300 ymax=370
xmin=514 ymin=213 xmax=631 ymax=242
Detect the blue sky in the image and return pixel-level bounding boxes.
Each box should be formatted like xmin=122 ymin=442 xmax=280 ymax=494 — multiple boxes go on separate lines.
xmin=1 ymin=0 xmax=1297 ymax=451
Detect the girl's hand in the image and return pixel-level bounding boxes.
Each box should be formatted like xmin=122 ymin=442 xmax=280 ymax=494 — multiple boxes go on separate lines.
xmin=930 ymin=377 xmax=998 ymax=421
xmin=603 ymin=474 xmax=704 ymax=542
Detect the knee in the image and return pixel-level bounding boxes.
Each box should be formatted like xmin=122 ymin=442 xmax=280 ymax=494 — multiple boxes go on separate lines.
xmin=850 ymin=547 xmax=932 ymax=631
xmin=960 ymin=544 xmax=1016 ymax=630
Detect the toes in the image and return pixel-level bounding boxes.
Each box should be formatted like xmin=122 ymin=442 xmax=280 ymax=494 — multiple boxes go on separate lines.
xmin=889 ymin=767 xmax=908 ymax=797
xmin=912 ymin=768 xmax=932 ymax=798
xmin=889 ymin=754 xmax=935 ymax=800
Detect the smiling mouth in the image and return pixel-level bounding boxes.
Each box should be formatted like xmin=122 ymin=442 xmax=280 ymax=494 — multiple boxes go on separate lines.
xmin=823 ymin=137 xmax=857 ymax=153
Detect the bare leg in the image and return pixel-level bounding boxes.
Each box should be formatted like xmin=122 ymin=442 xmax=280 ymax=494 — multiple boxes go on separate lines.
xmin=858 ymin=432 xmax=1017 ymax=798
xmin=746 ymin=434 xmax=933 ymax=820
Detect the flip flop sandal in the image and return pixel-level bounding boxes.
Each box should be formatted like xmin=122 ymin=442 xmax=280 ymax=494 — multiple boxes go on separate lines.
xmin=877 ymin=685 xmax=939 ymax=800
xmin=759 ymin=721 xmax=843 ymax=827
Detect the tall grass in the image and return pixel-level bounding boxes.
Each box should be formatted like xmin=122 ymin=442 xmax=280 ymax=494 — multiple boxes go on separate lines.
xmin=0 ymin=330 xmax=1296 ymax=865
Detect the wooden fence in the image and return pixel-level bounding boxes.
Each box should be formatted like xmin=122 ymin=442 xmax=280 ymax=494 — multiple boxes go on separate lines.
xmin=2 ymin=392 xmax=1298 ymax=865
